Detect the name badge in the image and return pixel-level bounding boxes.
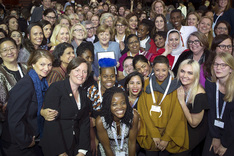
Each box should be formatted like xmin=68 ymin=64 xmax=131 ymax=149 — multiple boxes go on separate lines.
xmin=214 ymin=119 xmax=224 ymax=129
xmin=151 ymin=105 xmax=161 ymax=112
xmin=116 ymin=151 xmax=125 ymax=156
xmin=150 ymin=105 xmax=162 ymax=117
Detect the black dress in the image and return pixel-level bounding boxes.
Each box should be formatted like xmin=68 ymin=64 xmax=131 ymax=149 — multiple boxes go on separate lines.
xmin=202 ymin=80 xmax=234 ymax=156
xmin=182 ymin=93 xmax=209 ymax=156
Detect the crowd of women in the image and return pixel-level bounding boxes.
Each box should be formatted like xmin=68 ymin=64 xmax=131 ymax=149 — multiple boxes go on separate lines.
xmin=0 ymin=0 xmax=234 ymax=155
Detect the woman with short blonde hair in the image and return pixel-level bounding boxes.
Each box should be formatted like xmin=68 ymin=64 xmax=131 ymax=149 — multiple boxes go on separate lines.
xmin=50 ymin=24 xmax=71 ymax=51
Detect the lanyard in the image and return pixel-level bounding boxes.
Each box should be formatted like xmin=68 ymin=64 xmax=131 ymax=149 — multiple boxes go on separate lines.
xmin=216 ymin=81 xmax=226 ymax=119
xmin=98 ymin=80 xmax=103 ymax=103
xmin=17 ymin=64 xmax=24 ymax=78
xmin=131 ymin=97 xmax=139 ymax=108
xmin=150 ymin=74 xmax=172 ymax=105
xmin=111 ymin=122 xmax=126 ymax=151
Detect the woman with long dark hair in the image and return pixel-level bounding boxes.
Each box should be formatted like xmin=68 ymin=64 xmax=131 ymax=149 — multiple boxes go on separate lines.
xmin=18 ymin=23 xmax=44 ymax=63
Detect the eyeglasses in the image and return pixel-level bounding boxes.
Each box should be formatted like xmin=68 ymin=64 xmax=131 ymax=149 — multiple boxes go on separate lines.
xmin=116 ymin=24 xmax=125 ymax=28
xmin=86 ymin=27 xmax=94 ymax=31
xmin=46 ymin=16 xmax=56 ymax=20
xmin=216 ymin=27 xmax=228 ymax=31
xmin=74 ymin=29 xmax=84 ymax=32
xmin=213 ymin=63 xmax=228 ymax=69
xmin=188 ymin=40 xmax=200 ymax=45
xmin=217 ymin=44 xmax=232 ymax=50
xmin=0 ymin=47 xmax=17 ymax=55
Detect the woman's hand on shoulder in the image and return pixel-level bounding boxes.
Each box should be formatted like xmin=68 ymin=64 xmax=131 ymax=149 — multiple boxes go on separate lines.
xmin=177 ymin=86 xmax=185 ymax=105
xmin=40 ymin=108 xmax=58 ymax=121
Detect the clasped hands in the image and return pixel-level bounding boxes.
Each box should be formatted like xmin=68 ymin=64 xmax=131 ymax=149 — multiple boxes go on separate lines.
xmin=209 ymin=138 xmax=227 ymax=156
xmin=153 ymin=138 xmax=168 ymax=151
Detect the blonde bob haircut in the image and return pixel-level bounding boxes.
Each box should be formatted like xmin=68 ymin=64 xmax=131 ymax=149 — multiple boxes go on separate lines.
xmin=70 ymin=23 xmax=87 ymax=40
xmin=100 ymin=13 xmax=115 ymax=26
xmin=187 ymin=31 xmax=209 ymax=50
xmin=177 ymin=59 xmax=201 ymax=107
xmin=50 ymin=24 xmax=71 ymax=46
xmin=211 ymin=52 xmax=234 ymax=102
xmin=151 ymin=0 xmax=167 ymax=16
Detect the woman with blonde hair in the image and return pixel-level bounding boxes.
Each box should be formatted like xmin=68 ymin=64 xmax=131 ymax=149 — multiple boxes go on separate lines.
xmin=68 ymin=13 xmax=79 ymax=26
xmin=56 ymin=14 xmax=71 ymax=28
xmin=177 ymin=59 xmax=209 ymax=156
xmin=185 ymin=12 xmax=200 ymax=27
xmin=151 ymin=0 xmax=167 ymax=18
xmin=50 ymin=24 xmax=71 ymax=52
xmin=203 ymin=52 xmax=234 ymax=156
xmin=198 ymin=16 xmax=213 ymax=49
xmin=70 ymin=23 xmax=87 ymax=53
xmin=100 ymin=13 xmax=115 ymax=28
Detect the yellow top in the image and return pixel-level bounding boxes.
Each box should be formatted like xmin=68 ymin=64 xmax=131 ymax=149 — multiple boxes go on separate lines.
xmin=137 ymin=79 xmax=189 ymax=153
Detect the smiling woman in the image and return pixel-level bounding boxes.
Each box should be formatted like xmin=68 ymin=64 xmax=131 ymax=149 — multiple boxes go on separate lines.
xmin=46 ymin=42 xmax=75 ymax=86
xmin=137 ymin=55 xmax=189 ymax=155
xmin=1 ymin=50 xmax=53 ymax=156
xmin=18 ymin=23 xmax=44 ymax=63
xmin=50 ymin=24 xmax=71 ymax=52
xmin=40 ymin=57 xmax=91 ymax=156
xmin=71 ymin=23 xmax=87 ymax=53
xmin=176 ymin=59 xmax=209 ymax=156
xmin=96 ymin=87 xmax=139 ymax=156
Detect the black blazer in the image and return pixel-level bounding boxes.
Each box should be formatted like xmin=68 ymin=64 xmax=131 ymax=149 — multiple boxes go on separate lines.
xmin=2 ymin=74 xmax=38 ymax=149
xmin=40 ymin=78 xmax=90 ymax=156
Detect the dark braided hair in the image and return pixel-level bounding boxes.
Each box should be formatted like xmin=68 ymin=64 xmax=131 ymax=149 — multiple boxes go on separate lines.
xmin=100 ymin=87 xmax=133 ymax=129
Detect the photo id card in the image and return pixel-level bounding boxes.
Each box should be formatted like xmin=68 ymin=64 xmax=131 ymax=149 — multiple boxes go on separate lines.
xmin=214 ymin=119 xmax=224 ymax=129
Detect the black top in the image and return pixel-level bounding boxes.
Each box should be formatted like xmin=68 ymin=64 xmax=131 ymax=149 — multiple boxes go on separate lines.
xmin=3 ymin=64 xmax=23 ymax=82
xmin=187 ymin=93 xmax=209 ymax=150
xmin=40 ymin=78 xmax=90 ymax=155
xmin=205 ymin=80 xmax=234 ymax=148
xmin=172 ymin=49 xmax=210 ymax=76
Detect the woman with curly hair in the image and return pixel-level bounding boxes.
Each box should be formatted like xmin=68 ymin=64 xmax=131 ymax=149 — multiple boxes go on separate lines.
xmin=47 ymin=42 xmax=75 ymax=86
xmin=96 ymin=87 xmax=139 ymax=156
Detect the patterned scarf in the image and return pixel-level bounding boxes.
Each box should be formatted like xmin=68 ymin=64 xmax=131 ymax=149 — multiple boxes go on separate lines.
xmin=28 ymin=69 xmax=49 ymax=137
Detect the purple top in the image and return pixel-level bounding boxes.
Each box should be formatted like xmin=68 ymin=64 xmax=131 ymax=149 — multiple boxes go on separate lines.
xmin=199 ymin=63 xmax=206 ymax=88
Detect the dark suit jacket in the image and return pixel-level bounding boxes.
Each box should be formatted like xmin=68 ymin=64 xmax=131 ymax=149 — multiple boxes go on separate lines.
xmin=40 ymin=78 xmax=90 ymax=156
xmin=31 ymin=6 xmax=43 ymax=23
xmin=2 ymin=74 xmax=38 ymax=149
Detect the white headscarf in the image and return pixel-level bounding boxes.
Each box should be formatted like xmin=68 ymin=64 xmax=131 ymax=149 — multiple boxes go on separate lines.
xmin=165 ymin=29 xmax=187 ymax=69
